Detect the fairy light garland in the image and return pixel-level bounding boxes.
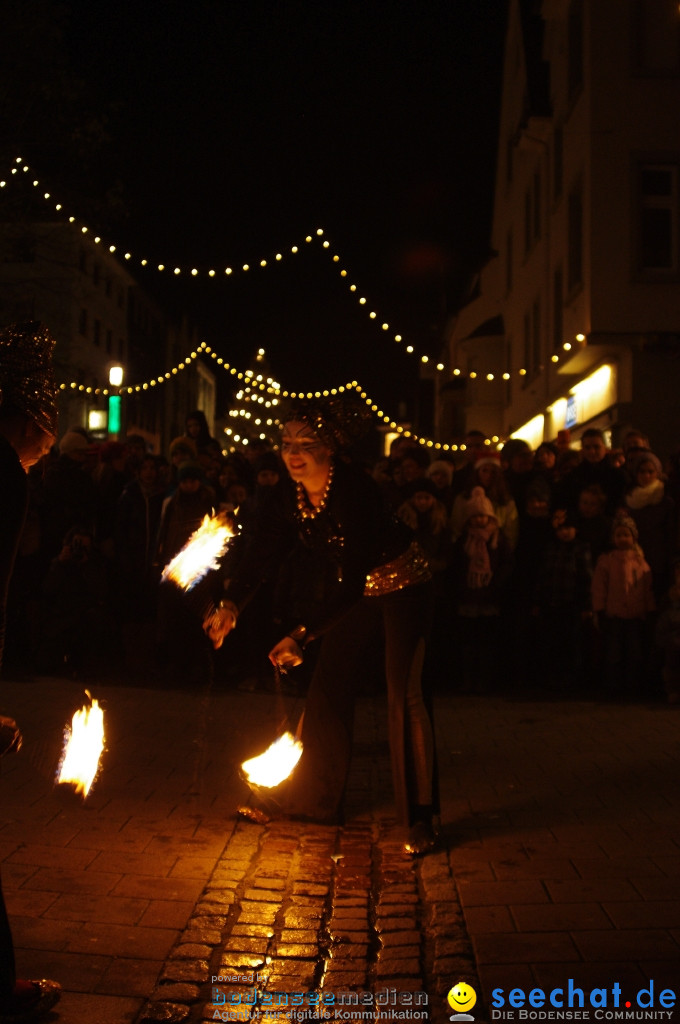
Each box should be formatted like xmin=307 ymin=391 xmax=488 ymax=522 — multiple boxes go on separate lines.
xmin=56 ymin=336 xmax=501 ymax=452
xmin=2 ymin=158 xmax=582 ymax=382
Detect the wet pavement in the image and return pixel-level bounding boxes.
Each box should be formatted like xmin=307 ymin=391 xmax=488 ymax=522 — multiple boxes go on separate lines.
xmin=1 ymin=674 xmax=679 ymax=1023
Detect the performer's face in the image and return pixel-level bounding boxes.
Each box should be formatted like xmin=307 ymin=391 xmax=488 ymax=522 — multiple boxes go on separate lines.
xmin=18 ymin=421 xmax=55 ymax=470
xmin=281 ymin=421 xmax=332 ymax=488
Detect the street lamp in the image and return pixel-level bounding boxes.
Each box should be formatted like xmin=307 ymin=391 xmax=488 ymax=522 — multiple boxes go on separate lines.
xmin=108 ymin=365 xmax=124 ymax=437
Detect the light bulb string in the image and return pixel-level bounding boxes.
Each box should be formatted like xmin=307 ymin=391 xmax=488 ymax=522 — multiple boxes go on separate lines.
xmin=3 ymin=157 xmax=572 ymax=381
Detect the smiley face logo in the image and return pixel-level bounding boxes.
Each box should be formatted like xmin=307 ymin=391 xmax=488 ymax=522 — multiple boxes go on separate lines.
xmin=447 ymin=982 xmax=477 ymax=1015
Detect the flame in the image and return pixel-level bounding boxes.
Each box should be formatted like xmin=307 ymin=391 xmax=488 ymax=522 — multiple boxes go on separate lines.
xmin=57 ymin=697 xmax=105 ymax=797
xmin=241 ymin=732 xmax=303 ymax=788
xmin=161 ymin=512 xmax=235 ymax=591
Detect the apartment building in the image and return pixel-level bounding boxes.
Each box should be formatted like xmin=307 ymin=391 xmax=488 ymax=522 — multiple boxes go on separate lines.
xmin=440 ymin=0 xmax=680 ymax=458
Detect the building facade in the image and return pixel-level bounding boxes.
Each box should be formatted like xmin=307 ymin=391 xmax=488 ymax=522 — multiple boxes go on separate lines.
xmin=0 ymin=221 xmax=216 ymax=452
xmin=440 ymin=0 xmax=680 ymax=458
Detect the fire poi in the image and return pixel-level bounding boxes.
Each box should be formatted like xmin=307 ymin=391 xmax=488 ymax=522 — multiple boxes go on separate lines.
xmin=57 ymin=693 xmax=105 ymax=797
xmin=160 ymin=511 xmax=234 ymax=591
xmin=241 ymin=732 xmax=303 ymax=789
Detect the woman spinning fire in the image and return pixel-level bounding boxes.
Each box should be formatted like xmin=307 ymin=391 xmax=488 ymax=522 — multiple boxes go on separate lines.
xmin=204 ymin=398 xmax=436 ymax=854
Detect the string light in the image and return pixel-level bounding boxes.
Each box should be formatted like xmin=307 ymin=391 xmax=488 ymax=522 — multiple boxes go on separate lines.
xmin=4 ymin=157 xmax=542 ymax=383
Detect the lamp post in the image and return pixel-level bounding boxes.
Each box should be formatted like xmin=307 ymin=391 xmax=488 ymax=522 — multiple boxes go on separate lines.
xmin=108 ymin=365 xmax=124 ymax=439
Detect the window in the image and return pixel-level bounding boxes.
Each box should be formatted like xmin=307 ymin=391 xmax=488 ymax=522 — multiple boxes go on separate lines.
xmin=93 ymin=319 xmax=101 ymax=346
xmin=532 ymin=300 xmax=541 ymax=373
xmin=553 ymin=125 xmax=563 ymax=200
xmin=523 ymin=312 xmax=531 ymax=383
xmin=567 ymin=0 xmax=584 ymax=102
xmin=633 ymin=0 xmax=680 ymax=75
xmin=533 ymin=171 xmax=541 ymax=241
xmin=567 ymin=182 xmax=583 ymax=292
xmin=553 ymin=267 xmax=563 ymax=351
xmin=79 ymin=308 xmax=88 ymax=336
xmin=524 ymin=189 xmax=532 ymax=253
xmin=638 ymin=164 xmax=678 ymax=272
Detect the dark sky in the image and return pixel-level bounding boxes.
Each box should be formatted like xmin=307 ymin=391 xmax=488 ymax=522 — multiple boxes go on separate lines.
xmin=60 ymin=0 xmax=506 ymax=414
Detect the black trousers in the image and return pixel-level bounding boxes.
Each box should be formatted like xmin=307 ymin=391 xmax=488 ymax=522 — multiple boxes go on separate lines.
xmin=275 ymin=582 xmax=435 ymax=826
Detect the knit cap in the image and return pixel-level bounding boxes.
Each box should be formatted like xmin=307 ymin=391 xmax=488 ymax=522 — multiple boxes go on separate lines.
xmin=463 ymin=486 xmax=496 ymax=522
xmin=177 ymin=460 xmax=203 ymax=482
xmin=611 ymin=512 xmax=638 ymax=542
xmin=404 ymin=478 xmax=439 ymax=499
xmin=59 ymin=431 xmax=90 ymax=456
xmin=474 ymin=450 xmax=502 ymax=471
xmin=630 ymin=450 xmax=663 ymax=477
xmin=426 ymin=459 xmax=454 ymax=486
xmin=169 ymin=436 xmax=197 ymax=460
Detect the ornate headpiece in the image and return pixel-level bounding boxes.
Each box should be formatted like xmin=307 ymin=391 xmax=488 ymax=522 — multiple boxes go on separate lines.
xmin=278 ymin=394 xmax=374 ymax=452
xmin=0 ymin=321 xmax=58 ymax=436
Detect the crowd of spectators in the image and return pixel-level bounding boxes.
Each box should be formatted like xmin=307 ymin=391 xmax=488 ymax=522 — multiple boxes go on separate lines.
xmin=6 ymin=414 xmax=680 ymax=704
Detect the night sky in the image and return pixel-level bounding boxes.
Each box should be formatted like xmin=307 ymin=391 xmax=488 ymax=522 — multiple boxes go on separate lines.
xmin=21 ymin=1 xmax=507 ymax=416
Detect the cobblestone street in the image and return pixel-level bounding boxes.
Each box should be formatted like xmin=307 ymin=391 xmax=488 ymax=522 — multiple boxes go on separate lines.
xmin=2 ymin=675 xmax=679 ymax=1023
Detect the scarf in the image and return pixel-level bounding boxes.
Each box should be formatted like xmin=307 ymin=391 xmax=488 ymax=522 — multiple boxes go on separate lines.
xmin=464 ymin=522 xmax=497 ymax=589
xmin=625 ymin=478 xmax=665 ymax=510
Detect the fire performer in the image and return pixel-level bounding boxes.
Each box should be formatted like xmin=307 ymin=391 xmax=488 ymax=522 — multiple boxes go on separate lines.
xmin=0 ymin=323 xmax=62 ymax=1021
xmin=204 ymin=397 xmax=437 ymax=854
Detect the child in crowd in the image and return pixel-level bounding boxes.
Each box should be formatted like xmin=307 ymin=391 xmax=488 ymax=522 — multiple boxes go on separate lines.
xmin=624 ymin=451 xmax=676 ymax=599
xmin=426 ymin=459 xmax=455 ymax=513
xmin=655 ymin=558 xmax=680 ymax=704
xmin=451 ymin=451 xmax=519 ymax=550
xmin=592 ymin=513 xmax=655 ymax=696
xmin=450 ymin=487 xmax=513 ymax=691
xmin=575 ymin=483 xmax=611 ymax=566
xmin=532 ymin=509 xmax=593 ymax=690
xmin=397 ymin=479 xmax=451 ymax=575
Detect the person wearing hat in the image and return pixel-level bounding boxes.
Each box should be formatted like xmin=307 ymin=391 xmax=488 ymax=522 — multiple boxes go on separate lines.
xmin=624 ymin=450 xmax=676 ymax=599
xmin=397 ymin=478 xmax=451 ymax=574
xmin=40 ymin=427 xmax=98 ymax=563
xmin=451 ymin=450 xmax=519 ymax=550
xmin=0 ymin=322 xmax=62 ymax=1019
xmin=592 ymin=513 xmax=655 ymax=696
xmin=425 ymin=459 xmax=455 ymax=514
xmin=449 ymin=486 xmax=513 ymax=692
xmin=204 ymin=396 xmax=437 ymax=854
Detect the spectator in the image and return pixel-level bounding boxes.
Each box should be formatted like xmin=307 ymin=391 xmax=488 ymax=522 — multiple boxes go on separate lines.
xmin=557 ymin=428 xmax=625 ymax=514
xmin=451 ymin=451 xmax=519 ymax=550
xmin=450 ymin=486 xmax=513 ymax=692
xmin=532 ymin=509 xmax=593 ymax=690
xmin=40 ymin=430 xmax=98 ymax=561
xmin=655 ymin=558 xmax=680 ymax=704
xmin=624 ymin=451 xmax=676 ymax=599
xmin=592 ymin=513 xmax=655 ymax=696
xmin=426 ymin=459 xmax=455 ymax=514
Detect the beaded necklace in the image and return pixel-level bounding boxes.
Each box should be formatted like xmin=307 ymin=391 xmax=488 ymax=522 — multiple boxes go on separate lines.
xmin=296 ymin=462 xmax=335 ymax=520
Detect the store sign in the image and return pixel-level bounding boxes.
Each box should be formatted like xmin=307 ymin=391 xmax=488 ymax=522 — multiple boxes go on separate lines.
xmin=565 ymin=394 xmax=577 ymax=429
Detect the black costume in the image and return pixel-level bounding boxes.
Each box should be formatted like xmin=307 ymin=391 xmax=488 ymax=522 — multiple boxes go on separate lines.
xmin=0 ymin=437 xmax=27 ymax=997
xmin=219 ymin=458 xmax=434 ymax=826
